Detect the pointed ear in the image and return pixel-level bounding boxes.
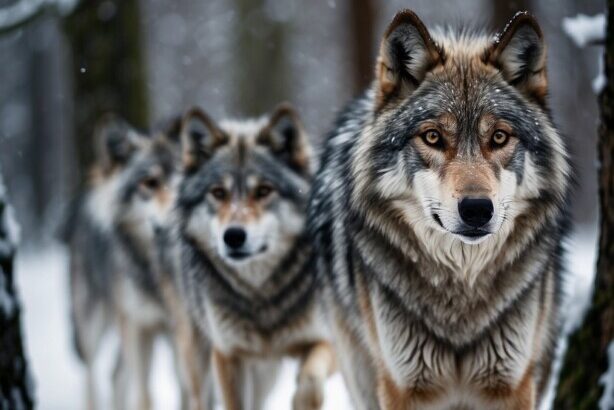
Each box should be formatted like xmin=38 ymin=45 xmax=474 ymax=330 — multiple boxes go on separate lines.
xmin=159 ymin=115 xmax=183 ymax=145
xmin=375 ymin=9 xmax=442 ymax=109
xmin=257 ymin=103 xmax=311 ymax=175
xmin=180 ymin=107 xmax=227 ymax=172
xmin=95 ymin=115 xmax=141 ymax=173
xmin=487 ymin=11 xmax=547 ymax=105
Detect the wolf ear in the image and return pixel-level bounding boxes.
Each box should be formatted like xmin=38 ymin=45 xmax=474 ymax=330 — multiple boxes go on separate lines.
xmin=487 ymin=12 xmax=547 ymax=105
xmin=375 ymin=9 xmax=442 ymax=108
xmin=180 ymin=107 xmax=227 ymax=172
xmin=95 ymin=115 xmax=141 ymax=173
xmin=257 ymin=103 xmax=311 ymax=175
xmin=159 ymin=115 xmax=183 ymax=144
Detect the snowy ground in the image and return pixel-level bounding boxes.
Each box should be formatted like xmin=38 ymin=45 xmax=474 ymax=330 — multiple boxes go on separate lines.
xmin=16 ymin=226 xmax=598 ymax=410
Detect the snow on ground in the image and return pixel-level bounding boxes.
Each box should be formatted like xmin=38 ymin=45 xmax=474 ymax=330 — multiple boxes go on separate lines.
xmin=16 ymin=226 xmax=597 ymax=409
xmin=15 ymin=243 xmax=350 ymax=410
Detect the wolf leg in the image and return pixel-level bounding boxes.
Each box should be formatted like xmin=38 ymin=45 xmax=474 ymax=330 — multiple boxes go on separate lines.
xmin=244 ymin=359 xmax=281 ymax=410
xmin=212 ymin=349 xmax=245 ymax=410
xmin=119 ymin=319 xmax=155 ymax=410
xmin=70 ymin=260 xmax=110 ymax=410
xmin=172 ymin=319 xmax=211 ymax=410
xmin=112 ymin=348 xmax=127 ymax=410
xmin=330 ymin=313 xmax=380 ymax=410
xmin=504 ymin=372 xmax=536 ymax=410
xmin=161 ymin=278 xmax=211 ymax=410
xmin=292 ymin=341 xmax=335 ymax=410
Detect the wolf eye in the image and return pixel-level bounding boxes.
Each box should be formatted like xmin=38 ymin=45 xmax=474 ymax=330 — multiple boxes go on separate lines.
xmin=140 ymin=176 xmax=161 ymax=191
xmin=421 ymin=130 xmax=443 ymax=148
xmin=210 ymin=186 xmax=227 ymax=200
xmin=492 ymin=130 xmax=510 ymax=147
xmin=255 ymin=184 xmax=274 ymax=199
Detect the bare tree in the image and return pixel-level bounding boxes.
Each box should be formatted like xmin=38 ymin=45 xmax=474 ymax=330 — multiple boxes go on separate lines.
xmin=555 ymin=6 xmax=614 ymax=408
xmin=348 ymin=0 xmax=377 ymax=95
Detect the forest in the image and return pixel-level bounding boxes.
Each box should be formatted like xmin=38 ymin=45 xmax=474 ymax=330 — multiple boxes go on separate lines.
xmin=0 ymin=0 xmax=611 ymax=409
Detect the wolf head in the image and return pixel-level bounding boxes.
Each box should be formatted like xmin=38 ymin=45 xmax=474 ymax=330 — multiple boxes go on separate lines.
xmin=352 ymin=11 xmax=570 ymax=274
xmin=177 ymin=104 xmax=311 ymax=284
xmin=88 ymin=115 xmax=181 ymax=263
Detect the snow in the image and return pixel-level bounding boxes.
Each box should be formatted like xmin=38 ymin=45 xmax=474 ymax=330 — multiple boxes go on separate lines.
xmin=0 ymin=0 xmax=78 ymax=31
xmin=16 ymin=244 xmax=350 ymax=409
xmin=600 ymin=342 xmax=614 ymax=410
xmin=0 ymin=272 xmax=16 ymax=317
xmin=16 ymin=225 xmax=597 ymax=409
xmin=562 ymin=14 xmax=606 ymax=93
xmin=562 ymin=14 xmax=605 ymax=48
xmin=540 ymin=227 xmax=600 ymax=410
xmin=0 ymin=170 xmax=20 ymax=317
xmin=0 ymin=172 xmax=20 ymax=246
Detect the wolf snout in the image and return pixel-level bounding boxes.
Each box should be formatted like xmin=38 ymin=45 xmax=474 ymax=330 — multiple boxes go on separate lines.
xmin=458 ymin=197 xmax=494 ymax=228
xmin=223 ymin=226 xmax=247 ymax=249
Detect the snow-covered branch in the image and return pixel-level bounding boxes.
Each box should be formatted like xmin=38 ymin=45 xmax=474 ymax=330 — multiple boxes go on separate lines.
xmin=562 ymin=13 xmax=606 ymax=93
xmin=562 ymin=13 xmax=606 ymax=47
xmin=0 ymin=0 xmax=79 ymax=33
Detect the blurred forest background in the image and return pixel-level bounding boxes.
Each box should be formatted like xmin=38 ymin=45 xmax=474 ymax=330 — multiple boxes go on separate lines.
xmin=0 ymin=0 xmax=609 ymax=409
xmin=0 ymin=0 xmax=604 ymax=245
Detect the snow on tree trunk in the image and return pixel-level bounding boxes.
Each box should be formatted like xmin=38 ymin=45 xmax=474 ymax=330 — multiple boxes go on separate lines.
xmin=0 ymin=173 xmax=34 ymax=409
xmin=555 ymin=4 xmax=614 ymax=409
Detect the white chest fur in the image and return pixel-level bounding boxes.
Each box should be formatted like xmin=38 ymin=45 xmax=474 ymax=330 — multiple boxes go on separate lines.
xmin=204 ymin=299 xmax=328 ymax=357
xmin=371 ymin=282 xmax=540 ymax=405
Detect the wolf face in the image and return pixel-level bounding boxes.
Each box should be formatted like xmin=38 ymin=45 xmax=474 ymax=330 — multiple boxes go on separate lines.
xmin=87 ymin=116 xmax=180 ymax=270
xmin=177 ymin=104 xmax=311 ymax=286
xmin=351 ymin=11 xmax=570 ymax=271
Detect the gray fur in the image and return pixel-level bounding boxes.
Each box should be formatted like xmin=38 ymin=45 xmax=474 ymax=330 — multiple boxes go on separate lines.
xmin=309 ymin=11 xmax=571 ymax=409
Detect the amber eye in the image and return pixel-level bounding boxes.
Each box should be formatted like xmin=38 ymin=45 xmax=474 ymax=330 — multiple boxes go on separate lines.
xmin=421 ymin=129 xmax=443 ymax=148
xmin=492 ymin=130 xmax=510 ymax=147
xmin=140 ymin=176 xmax=161 ymax=191
xmin=255 ymin=184 xmax=274 ymax=199
xmin=210 ymin=186 xmax=227 ymax=200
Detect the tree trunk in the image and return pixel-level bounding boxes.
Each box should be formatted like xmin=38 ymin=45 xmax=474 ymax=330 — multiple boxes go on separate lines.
xmin=554 ymin=5 xmax=614 ymax=409
xmin=0 ymin=178 xmax=34 ymax=409
xmin=348 ymin=0 xmax=377 ymax=95
xmin=232 ymin=0 xmax=291 ymax=117
xmin=63 ymin=0 xmax=149 ymax=180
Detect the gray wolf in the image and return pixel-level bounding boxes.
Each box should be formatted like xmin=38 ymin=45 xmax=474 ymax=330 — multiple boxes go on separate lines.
xmin=173 ymin=104 xmax=335 ymax=410
xmin=308 ymin=10 xmax=571 ymax=410
xmin=63 ymin=116 xmax=211 ymax=410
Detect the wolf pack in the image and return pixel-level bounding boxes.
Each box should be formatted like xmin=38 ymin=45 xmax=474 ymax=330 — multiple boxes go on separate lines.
xmin=61 ymin=9 xmax=573 ymax=410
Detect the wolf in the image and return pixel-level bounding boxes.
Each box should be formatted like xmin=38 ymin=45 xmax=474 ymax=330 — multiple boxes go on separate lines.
xmin=63 ymin=116 xmax=211 ymax=410
xmin=173 ymin=104 xmax=335 ymax=410
xmin=308 ymin=10 xmax=572 ymax=410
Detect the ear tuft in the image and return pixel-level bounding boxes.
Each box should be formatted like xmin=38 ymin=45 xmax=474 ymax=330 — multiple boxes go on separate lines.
xmin=488 ymin=11 xmax=548 ymax=105
xmin=257 ymin=103 xmax=311 ymax=175
xmin=180 ymin=107 xmax=226 ymax=172
xmin=94 ymin=114 xmax=140 ymax=173
xmin=375 ymin=9 xmax=442 ymax=109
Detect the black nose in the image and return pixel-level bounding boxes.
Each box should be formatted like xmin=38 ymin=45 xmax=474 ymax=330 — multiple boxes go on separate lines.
xmin=223 ymin=227 xmax=247 ymax=249
xmin=458 ymin=198 xmax=494 ymax=228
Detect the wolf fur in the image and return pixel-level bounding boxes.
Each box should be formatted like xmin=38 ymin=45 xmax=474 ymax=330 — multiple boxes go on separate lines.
xmin=308 ymin=10 xmax=571 ymax=410
xmin=172 ymin=104 xmax=335 ymax=410
xmin=64 ymin=116 xmax=211 ymax=410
